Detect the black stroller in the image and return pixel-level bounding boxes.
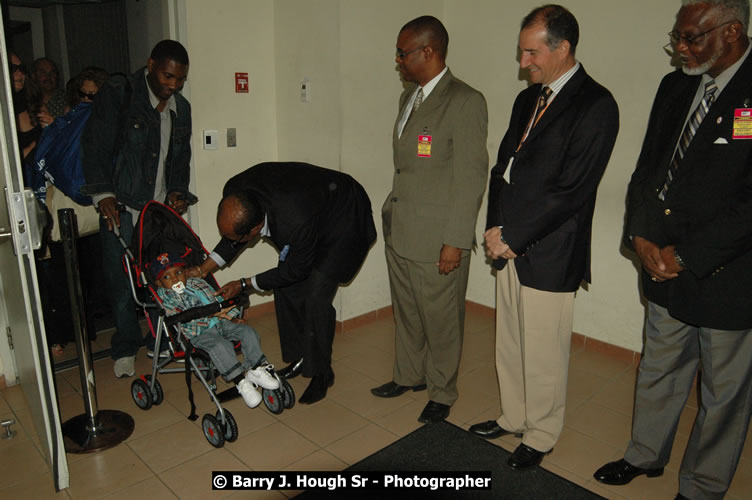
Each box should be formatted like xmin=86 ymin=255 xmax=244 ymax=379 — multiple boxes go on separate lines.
xmin=119 ymin=201 xmax=294 ymax=447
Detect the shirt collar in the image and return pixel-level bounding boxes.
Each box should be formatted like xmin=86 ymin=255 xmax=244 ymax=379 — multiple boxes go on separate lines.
xmin=546 ymin=61 xmax=580 ymax=97
xmin=417 ymin=66 xmax=449 ymax=100
xmin=708 ymin=39 xmax=751 ymax=94
xmin=260 ymin=214 xmax=270 ymax=237
xmin=144 ymin=68 xmax=177 ymax=114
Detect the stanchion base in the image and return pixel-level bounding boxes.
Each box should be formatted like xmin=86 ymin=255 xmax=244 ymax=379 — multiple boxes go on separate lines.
xmin=63 ymin=410 xmax=134 ymax=454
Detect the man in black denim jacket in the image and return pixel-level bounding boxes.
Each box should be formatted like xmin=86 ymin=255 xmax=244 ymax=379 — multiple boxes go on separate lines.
xmin=82 ymin=40 xmax=193 ymax=377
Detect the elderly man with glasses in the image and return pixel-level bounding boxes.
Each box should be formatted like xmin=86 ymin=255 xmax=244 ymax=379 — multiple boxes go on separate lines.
xmin=193 ymin=162 xmax=377 ymax=405
xmin=594 ymin=1 xmax=752 ymax=498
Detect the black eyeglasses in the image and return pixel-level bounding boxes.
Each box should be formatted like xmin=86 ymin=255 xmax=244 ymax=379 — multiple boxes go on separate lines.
xmin=668 ymin=20 xmax=737 ymax=46
xmin=78 ymin=90 xmax=97 ymax=100
xmin=10 ymin=63 xmax=26 ymax=74
xmin=396 ymin=45 xmax=425 ymax=59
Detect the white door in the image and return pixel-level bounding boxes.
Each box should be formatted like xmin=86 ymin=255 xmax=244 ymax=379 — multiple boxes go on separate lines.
xmin=0 ymin=16 xmax=69 ymax=492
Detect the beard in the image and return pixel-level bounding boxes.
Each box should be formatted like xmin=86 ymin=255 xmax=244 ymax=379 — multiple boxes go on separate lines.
xmin=680 ymin=43 xmax=722 ymax=76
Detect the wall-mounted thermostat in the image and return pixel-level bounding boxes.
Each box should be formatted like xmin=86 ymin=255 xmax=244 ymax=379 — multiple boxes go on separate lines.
xmin=203 ymin=129 xmax=219 ymax=150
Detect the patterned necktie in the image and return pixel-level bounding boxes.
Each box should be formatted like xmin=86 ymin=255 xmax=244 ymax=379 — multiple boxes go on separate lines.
xmin=413 ymin=88 xmax=424 ymax=112
xmin=406 ymin=88 xmax=424 ymax=126
xmin=658 ymin=79 xmax=718 ymax=201
xmin=517 ymin=86 xmax=553 ymax=151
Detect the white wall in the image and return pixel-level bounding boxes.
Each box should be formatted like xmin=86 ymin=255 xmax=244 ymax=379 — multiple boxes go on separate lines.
xmin=182 ymin=0 xmax=689 ymax=352
xmin=183 ymin=0 xmax=279 ymax=295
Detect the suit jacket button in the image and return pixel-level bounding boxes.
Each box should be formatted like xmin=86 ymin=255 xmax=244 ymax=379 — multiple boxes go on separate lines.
xmin=396 ymin=169 xmax=401 ymax=174
xmin=664 ymin=208 xmax=671 ymax=215
xmin=392 ymin=197 xmax=398 ymax=202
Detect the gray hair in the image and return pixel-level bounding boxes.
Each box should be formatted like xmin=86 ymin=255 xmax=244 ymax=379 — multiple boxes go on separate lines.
xmin=682 ymin=0 xmax=750 ymax=33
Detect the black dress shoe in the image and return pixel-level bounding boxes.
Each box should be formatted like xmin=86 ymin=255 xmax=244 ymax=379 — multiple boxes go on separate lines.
xmin=508 ymin=443 xmax=550 ymax=470
xmin=277 ymin=358 xmax=304 ymax=379
xmin=675 ymin=495 xmax=690 ymax=500
xmin=418 ymin=401 xmax=450 ymax=423
xmin=593 ymin=458 xmax=664 ymax=485
xmin=298 ymin=368 xmax=334 ymax=404
xmin=370 ymin=381 xmax=427 ymax=398
xmin=468 ymin=420 xmax=522 ymax=439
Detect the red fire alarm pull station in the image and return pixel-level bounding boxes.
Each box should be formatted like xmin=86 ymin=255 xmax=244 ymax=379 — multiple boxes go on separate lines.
xmin=235 ymin=73 xmax=249 ymax=93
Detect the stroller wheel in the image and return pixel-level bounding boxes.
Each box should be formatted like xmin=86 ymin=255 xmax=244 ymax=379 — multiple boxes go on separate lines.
xmin=131 ymin=379 xmax=153 ymax=410
xmin=201 ymin=414 xmax=226 ymax=448
xmin=280 ymin=377 xmax=295 ymax=410
xmin=145 ymin=375 xmax=164 ymax=405
xmin=216 ymin=409 xmax=238 ymax=442
xmin=262 ymin=388 xmax=284 ymax=415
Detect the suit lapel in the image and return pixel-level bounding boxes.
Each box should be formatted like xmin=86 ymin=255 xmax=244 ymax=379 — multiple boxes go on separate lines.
xmin=668 ymin=53 xmax=752 ymax=184
xmin=522 ymin=66 xmax=587 ymax=147
xmin=414 ymin=69 xmax=453 ymax=115
xmin=658 ymin=74 xmax=700 ymax=171
xmin=398 ymin=69 xmax=454 ymax=141
xmin=694 ymin=52 xmax=752 ymax=143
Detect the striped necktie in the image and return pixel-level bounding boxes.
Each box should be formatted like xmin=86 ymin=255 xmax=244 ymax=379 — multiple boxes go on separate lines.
xmin=658 ymin=79 xmax=718 ymax=201
xmin=517 ymin=86 xmax=552 ymax=151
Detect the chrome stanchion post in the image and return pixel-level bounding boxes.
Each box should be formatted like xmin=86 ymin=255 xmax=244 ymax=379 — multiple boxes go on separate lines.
xmin=59 ymin=208 xmax=134 ymax=453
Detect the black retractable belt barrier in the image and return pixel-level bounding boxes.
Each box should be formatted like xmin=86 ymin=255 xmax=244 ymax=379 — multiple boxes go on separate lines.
xmin=58 ymin=208 xmax=135 ymax=453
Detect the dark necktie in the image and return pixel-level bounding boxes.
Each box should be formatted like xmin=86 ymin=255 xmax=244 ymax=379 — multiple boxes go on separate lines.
xmin=658 ymin=79 xmax=718 ymax=201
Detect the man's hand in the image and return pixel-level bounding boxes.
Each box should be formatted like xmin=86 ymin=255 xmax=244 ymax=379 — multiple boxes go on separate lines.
xmin=633 ymin=236 xmax=679 ymax=282
xmin=97 ymin=196 xmax=121 ymax=231
xmin=187 ymin=258 xmax=219 ymax=279
xmin=213 ymin=305 xmax=236 ymax=320
xmin=483 ymin=227 xmax=518 ymax=260
xmin=659 ymin=245 xmax=683 ymax=275
xmin=215 ymin=280 xmax=241 ymax=300
xmin=437 ymin=244 xmax=462 ymax=275
xmin=167 ymin=192 xmax=188 ymax=215
xmin=37 ymin=108 xmax=53 ymax=128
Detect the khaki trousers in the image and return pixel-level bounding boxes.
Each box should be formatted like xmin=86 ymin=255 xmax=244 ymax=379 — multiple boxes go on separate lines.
xmin=495 ymin=262 xmax=574 ymax=451
xmin=386 ymin=244 xmax=470 ymax=406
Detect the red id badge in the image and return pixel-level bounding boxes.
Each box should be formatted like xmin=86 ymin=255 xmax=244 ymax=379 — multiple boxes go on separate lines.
xmin=733 ymin=108 xmax=752 ymax=139
xmin=417 ymin=135 xmax=432 ymax=157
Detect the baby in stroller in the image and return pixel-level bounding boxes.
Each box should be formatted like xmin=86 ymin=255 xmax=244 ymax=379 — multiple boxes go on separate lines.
xmin=149 ymin=251 xmax=279 ymax=408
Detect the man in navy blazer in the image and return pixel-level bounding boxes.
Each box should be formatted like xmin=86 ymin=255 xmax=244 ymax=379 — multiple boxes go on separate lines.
xmin=469 ymin=5 xmax=619 ymax=470
xmin=195 ymin=162 xmax=377 ymax=404
xmin=595 ymin=1 xmax=752 ymax=497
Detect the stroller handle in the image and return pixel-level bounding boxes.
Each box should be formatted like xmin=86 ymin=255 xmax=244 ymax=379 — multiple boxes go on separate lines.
xmin=164 ymin=293 xmax=250 ymax=327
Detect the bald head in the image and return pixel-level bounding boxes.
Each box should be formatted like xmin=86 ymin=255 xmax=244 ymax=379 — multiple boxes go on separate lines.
xmin=217 ymin=193 xmax=264 ymax=241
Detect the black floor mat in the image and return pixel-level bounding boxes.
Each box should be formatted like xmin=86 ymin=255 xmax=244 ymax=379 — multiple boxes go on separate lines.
xmin=295 ymin=420 xmax=605 ymax=499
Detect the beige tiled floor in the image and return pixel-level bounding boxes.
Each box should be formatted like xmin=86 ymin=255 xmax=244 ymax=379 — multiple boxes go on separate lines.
xmin=2 ymin=307 xmax=751 ymax=499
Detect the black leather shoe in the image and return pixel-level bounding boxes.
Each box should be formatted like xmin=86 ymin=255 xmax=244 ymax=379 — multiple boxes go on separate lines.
xmin=370 ymin=381 xmax=427 ymax=398
xmin=469 ymin=420 xmax=522 ymax=439
xmin=298 ymin=367 xmax=334 ymax=404
xmin=418 ymin=401 xmax=450 ymax=423
xmin=277 ymin=358 xmax=304 ymax=379
xmin=508 ymin=443 xmax=550 ymax=470
xmin=593 ymin=458 xmax=664 ymax=485
xmin=675 ymin=495 xmax=690 ymax=500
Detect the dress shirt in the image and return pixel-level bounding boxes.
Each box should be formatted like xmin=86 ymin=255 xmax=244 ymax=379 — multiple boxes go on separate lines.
xmin=397 ymin=66 xmax=449 ymax=138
